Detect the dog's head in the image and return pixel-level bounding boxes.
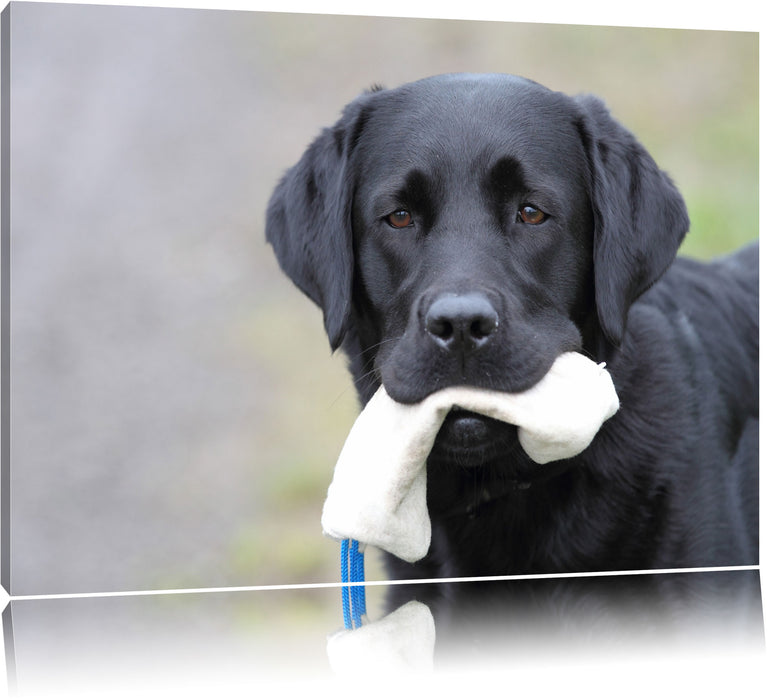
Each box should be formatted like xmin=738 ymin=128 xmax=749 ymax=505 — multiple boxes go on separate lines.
xmin=266 ymin=74 xmax=688 ymax=462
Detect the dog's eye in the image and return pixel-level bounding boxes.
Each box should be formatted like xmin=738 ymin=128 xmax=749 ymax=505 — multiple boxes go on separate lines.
xmin=386 ymin=210 xmax=414 ymax=229
xmin=518 ymin=205 xmax=547 ymax=225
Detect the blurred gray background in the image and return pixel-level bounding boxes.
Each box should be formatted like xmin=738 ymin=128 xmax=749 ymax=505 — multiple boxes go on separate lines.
xmin=6 ymin=4 xmax=758 ymax=596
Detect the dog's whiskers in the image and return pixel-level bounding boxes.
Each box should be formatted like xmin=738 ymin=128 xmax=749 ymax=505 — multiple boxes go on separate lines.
xmin=346 ymin=334 xmax=403 ymax=364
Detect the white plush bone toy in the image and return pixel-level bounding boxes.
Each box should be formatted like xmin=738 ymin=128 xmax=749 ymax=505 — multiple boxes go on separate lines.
xmin=322 ymin=351 xmax=620 ymax=564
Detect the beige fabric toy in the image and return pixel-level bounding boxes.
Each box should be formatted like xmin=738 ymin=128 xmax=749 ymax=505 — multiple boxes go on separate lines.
xmin=321 ymin=352 xmax=619 ymax=563
xmin=326 ymin=600 xmax=435 ymax=674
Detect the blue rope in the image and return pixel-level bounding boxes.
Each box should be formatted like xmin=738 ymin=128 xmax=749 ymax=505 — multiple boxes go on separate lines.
xmin=340 ymin=539 xmax=353 ymax=630
xmin=340 ymin=538 xmax=366 ymax=629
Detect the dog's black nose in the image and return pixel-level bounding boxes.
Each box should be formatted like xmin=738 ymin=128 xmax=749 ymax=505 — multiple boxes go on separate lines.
xmin=425 ymin=292 xmax=499 ymax=353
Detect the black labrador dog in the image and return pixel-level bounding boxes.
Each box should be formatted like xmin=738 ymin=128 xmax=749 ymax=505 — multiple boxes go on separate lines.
xmin=265 ymin=74 xmax=758 ymax=595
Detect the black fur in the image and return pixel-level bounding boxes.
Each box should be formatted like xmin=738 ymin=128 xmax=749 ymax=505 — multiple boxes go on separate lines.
xmin=266 ymin=74 xmax=758 ymax=609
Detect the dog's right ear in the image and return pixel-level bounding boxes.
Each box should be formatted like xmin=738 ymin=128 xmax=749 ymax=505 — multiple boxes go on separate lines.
xmin=265 ymin=95 xmax=374 ymax=350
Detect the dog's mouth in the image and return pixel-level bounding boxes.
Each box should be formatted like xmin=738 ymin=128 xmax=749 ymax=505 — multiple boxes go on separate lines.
xmin=431 ymin=407 xmax=518 ymax=466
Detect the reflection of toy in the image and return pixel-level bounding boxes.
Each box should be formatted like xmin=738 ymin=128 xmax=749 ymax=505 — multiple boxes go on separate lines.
xmin=323 ymin=352 xmax=620 ymax=565
xmin=327 ymin=600 xmax=436 ymax=673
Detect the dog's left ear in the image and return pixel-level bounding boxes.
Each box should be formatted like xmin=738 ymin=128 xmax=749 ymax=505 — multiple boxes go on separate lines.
xmin=576 ymin=95 xmax=690 ymax=347
xmin=265 ymin=95 xmax=373 ymax=349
